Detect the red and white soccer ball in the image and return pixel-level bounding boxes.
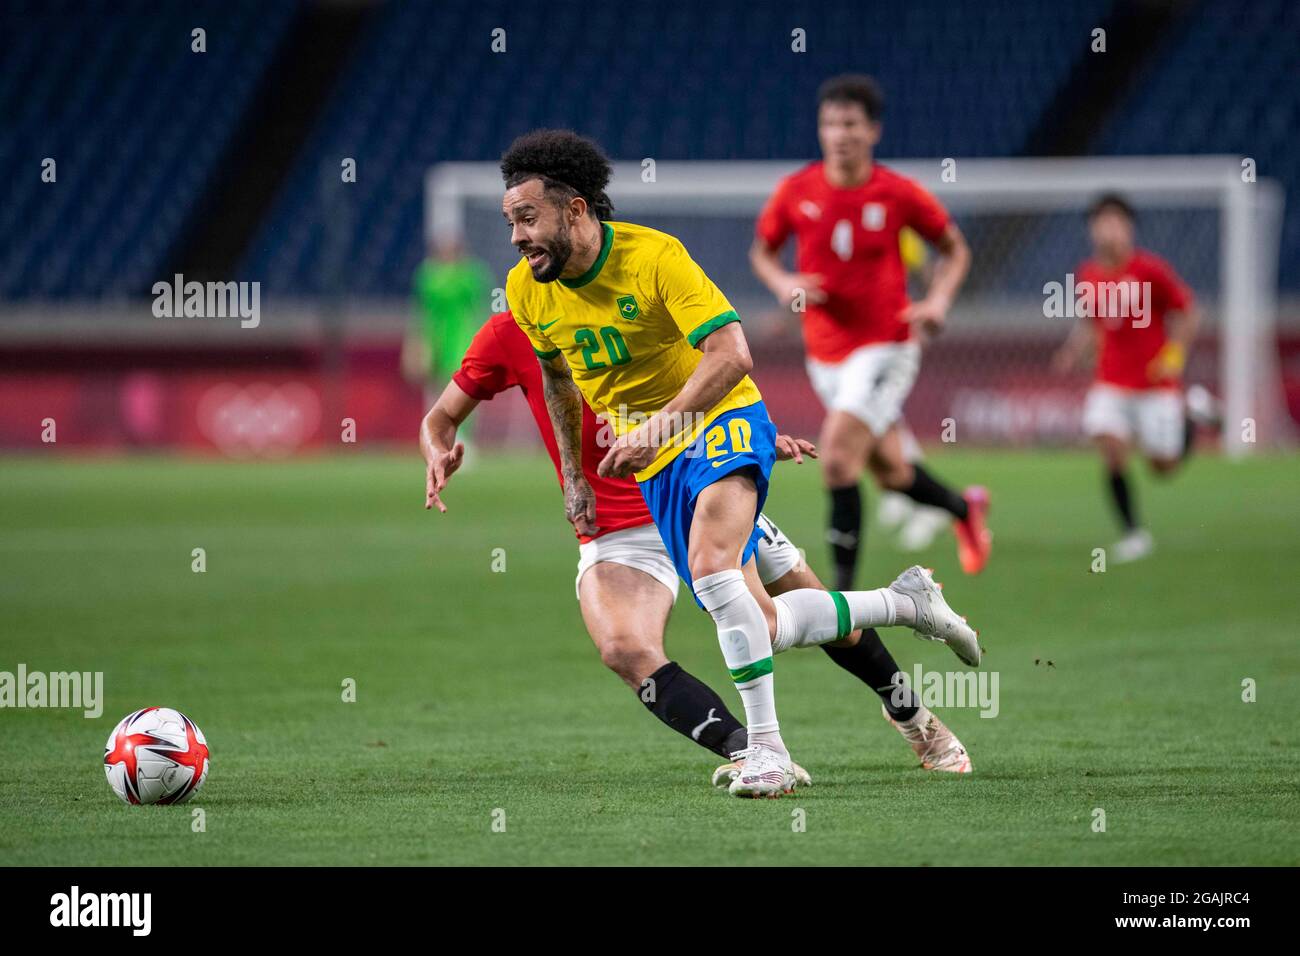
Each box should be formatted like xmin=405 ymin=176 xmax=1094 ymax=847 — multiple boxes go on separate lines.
xmin=103 ymin=707 xmax=210 ymax=805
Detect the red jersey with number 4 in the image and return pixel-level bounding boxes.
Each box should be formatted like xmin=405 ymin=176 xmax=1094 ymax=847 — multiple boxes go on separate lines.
xmin=451 ymin=311 xmax=653 ymax=543
xmin=1075 ymin=249 xmax=1193 ymax=391
xmin=756 ymin=161 xmax=951 ymax=363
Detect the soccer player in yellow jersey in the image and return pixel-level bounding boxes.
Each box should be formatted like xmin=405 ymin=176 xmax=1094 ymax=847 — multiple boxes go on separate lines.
xmin=500 ymin=130 xmax=981 ymax=797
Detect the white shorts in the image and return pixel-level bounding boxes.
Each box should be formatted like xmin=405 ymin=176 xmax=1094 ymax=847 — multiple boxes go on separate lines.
xmin=1082 ymin=384 xmax=1185 ymax=459
xmin=807 ymin=341 xmax=921 ymax=436
xmin=753 ymin=513 xmax=805 ymax=585
xmin=575 ymin=523 xmax=680 ymax=603
xmin=573 ymin=513 xmax=806 ymax=601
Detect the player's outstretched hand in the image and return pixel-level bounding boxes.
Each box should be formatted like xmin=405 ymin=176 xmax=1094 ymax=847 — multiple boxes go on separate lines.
xmin=426 ymin=442 xmax=465 ymax=513
xmin=564 ymin=473 xmax=600 ymax=537
xmin=900 ymin=296 xmax=948 ymax=339
xmin=775 ymin=434 xmax=817 ymax=463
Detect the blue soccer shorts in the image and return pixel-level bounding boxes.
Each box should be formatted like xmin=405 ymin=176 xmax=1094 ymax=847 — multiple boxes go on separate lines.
xmin=637 ymin=401 xmax=777 ymax=606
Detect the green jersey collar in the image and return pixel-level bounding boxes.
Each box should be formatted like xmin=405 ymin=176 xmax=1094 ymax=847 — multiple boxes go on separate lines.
xmin=560 ymin=222 xmax=614 ymax=289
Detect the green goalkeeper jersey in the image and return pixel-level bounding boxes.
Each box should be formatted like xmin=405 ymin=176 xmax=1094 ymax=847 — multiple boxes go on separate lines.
xmin=412 ymin=256 xmax=491 ymax=379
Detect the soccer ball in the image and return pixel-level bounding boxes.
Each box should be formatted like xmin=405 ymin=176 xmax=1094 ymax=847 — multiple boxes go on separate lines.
xmin=103 ymin=707 xmax=210 ymax=805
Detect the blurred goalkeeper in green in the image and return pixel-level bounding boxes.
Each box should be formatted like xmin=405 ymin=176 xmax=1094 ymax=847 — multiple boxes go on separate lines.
xmin=404 ymin=236 xmax=491 ymax=432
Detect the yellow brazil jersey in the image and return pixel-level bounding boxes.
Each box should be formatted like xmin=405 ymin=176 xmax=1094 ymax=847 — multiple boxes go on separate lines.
xmin=507 ymin=220 xmax=763 ymax=482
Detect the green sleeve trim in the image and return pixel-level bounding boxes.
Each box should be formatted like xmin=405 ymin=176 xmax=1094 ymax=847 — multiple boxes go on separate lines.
xmin=533 ymin=347 xmax=561 ymax=360
xmin=830 ymin=591 xmax=853 ymax=640
xmin=559 ymin=222 xmax=614 ymax=289
xmin=687 ymin=310 xmax=741 ymax=347
xmin=728 ymin=657 xmax=773 ymax=685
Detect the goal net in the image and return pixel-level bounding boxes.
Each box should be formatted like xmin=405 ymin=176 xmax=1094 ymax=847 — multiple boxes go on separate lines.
xmin=427 ymin=157 xmax=1288 ymax=457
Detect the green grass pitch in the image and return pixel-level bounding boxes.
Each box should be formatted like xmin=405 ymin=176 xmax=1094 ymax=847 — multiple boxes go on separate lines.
xmin=1 ymin=450 xmax=1298 ymax=866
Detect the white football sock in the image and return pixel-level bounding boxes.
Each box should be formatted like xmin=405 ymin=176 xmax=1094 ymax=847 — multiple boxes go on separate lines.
xmin=694 ymin=569 xmax=785 ymax=755
xmin=770 ymin=587 xmax=909 ymax=654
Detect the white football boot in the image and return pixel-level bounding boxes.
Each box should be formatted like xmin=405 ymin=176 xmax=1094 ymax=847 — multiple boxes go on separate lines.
xmin=897 ymin=506 xmax=951 ymax=552
xmin=876 ymin=491 xmax=915 ymax=531
xmin=712 ymin=759 xmax=811 ymax=789
xmin=889 ymin=565 xmax=981 ymax=667
xmin=882 ymin=705 xmax=972 ymax=773
xmin=1112 ymin=529 xmax=1154 ymax=564
xmin=725 ymin=745 xmax=796 ymax=798
xmin=1185 ymin=384 xmax=1223 ymax=430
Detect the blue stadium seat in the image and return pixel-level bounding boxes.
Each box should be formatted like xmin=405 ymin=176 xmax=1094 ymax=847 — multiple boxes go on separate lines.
xmin=1095 ymin=0 xmax=1299 ymax=289
xmin=0 ymin=0 xmax=296 ymax=298
xmin=241 ymin=0 xmax=1115 ymax=296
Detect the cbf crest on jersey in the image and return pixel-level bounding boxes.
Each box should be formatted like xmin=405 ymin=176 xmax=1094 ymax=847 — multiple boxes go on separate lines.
xmin=616 ymin=294 xmax=640 ymax=321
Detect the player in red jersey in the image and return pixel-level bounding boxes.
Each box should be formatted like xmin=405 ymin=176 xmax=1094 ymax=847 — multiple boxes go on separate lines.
xmin=419 ymin=312 xmax=976 ymax=778
xmin=1053 ymin=193 xmax=1208 ymax=563
xmin=750 ymin=74 xmax=990 ymax=589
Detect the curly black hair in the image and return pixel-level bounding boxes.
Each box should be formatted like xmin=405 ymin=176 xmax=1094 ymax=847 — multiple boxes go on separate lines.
xmin=500 ymin=129 xmax=615 ymax=220
xmin=817 ymin=73 xmax=884 ymax=122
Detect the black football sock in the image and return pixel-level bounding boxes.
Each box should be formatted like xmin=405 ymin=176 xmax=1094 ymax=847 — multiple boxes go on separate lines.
xmin=821 ymin=628 xmax=920 ymax=722
xmin=640 ymin=661 xmax=747 ymax=758
xmin=827 ymin=484 xmax=863 ymax=591
xmin=1107 ymin=468 xmax=1138 ymax=531
xmin=1181 ymin=416 xmax=1197 ymax=461
xmin=902 ymin=464 xmax=968 ymax=520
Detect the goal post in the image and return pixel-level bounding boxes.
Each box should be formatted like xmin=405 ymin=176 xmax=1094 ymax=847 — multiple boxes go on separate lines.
xmin=427 ymin=156 xmax=1288 ymax=457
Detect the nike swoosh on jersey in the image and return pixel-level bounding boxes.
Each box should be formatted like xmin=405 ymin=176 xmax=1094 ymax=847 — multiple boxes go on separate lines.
xmin=538 ymin=319 xmax=560 ymax=331
xmin=711 ymin=455 xmax=742 ymax=468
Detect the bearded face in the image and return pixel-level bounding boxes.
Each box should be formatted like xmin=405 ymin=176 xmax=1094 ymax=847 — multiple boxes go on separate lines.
xmin=518 ymin=216 xmax=573 ymax=283
xmin=504 ymin=179 xmax=577 ymax=283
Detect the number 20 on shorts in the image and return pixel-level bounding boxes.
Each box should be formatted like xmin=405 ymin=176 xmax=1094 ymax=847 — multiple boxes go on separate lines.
xmin=704 ymin=418 xmax=752 ymax=459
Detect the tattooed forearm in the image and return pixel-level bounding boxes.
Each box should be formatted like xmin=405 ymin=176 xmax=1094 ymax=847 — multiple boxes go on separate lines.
xmin=539 ymin=354 xmax=585 ymax=479
xmin=539 ymin=353 xmax=597 ymax=531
